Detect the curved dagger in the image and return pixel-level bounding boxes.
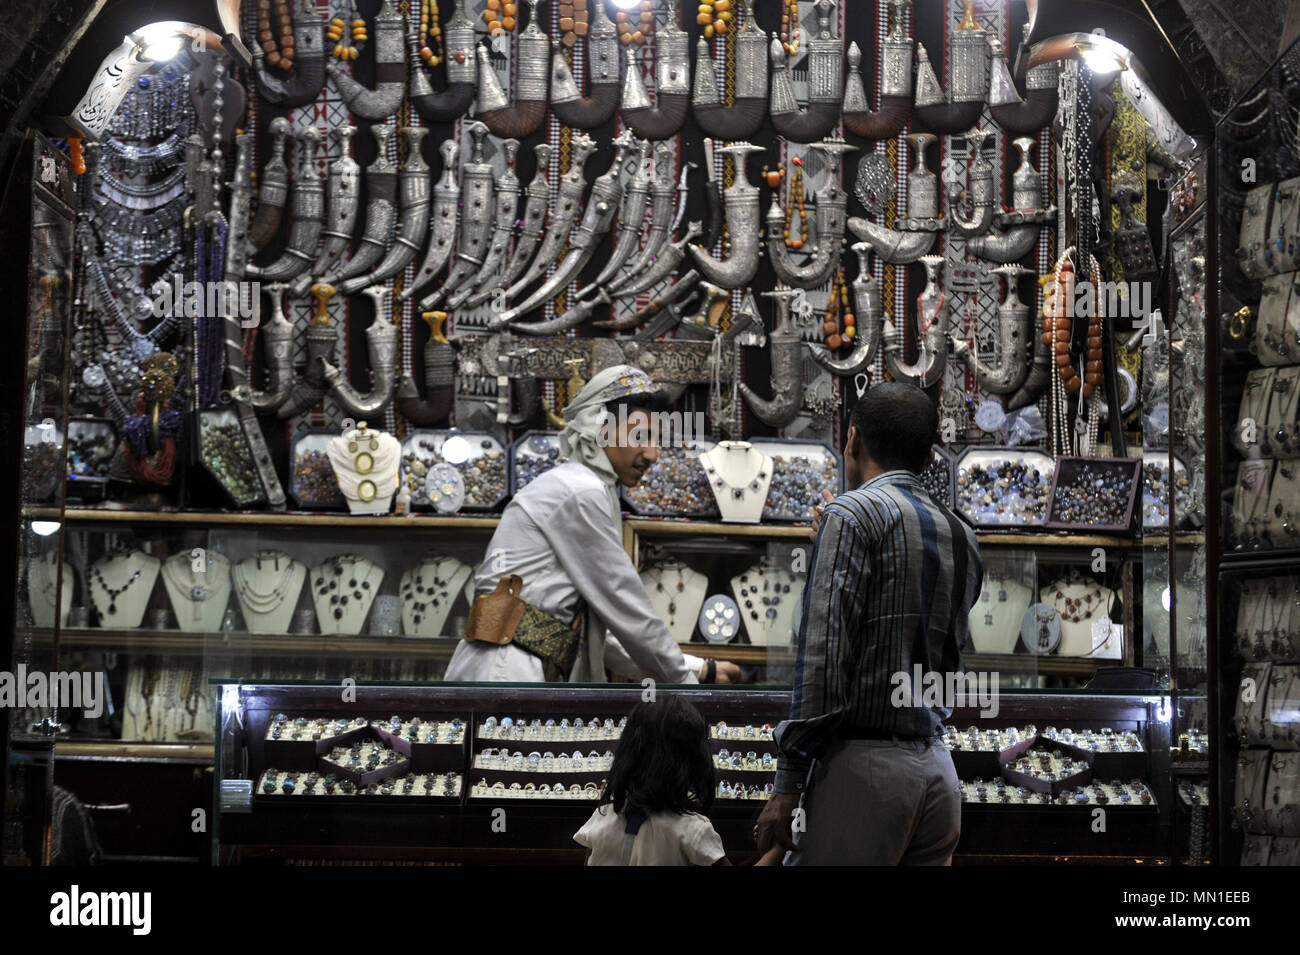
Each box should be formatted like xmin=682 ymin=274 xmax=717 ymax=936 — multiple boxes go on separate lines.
xmin=398 ymin=139 xmax=460 ymax=302
xmin=247 ymin=118 xmax=292 ymax=251
xmin=621 ymin=18 xmax=691 ymax=141
xmin=291 ymin=125 xmax=360 ymax=298
xmin=339 ymin=127 xmax=431 ymax=295
xmin=946 ymin=128 xmax=996 ymax=238
xmin=550 ymin=2 xmax=620 ymax=129
xmin=224 ymin=133 xmax=255 ymax=283
xmin=449 ymin=138 xmax=521 ymax=310
xmin=409 ymin=0 xmax=478 ymax=123
xmin=278 ymin=283 xmax=341 ymax=419
xmin=769 ymin=0 xmax=843 ymax=144
xmin=988 ymin=30 xmax=1059 ymax=134
xmin=914 ymin=1 xmax=988 ymax=135
xmin=326 ymin=0 xmax=405 ymax=120
xmin=250 ymin=0 xmax=327 ymax=109
xmin=317 ymin=125 xmax=398 ymax=288
xmin=321 ymin=285 xmax=399 ymax=417
xmin=247 ymin=125 xmax=324 ymax=282
xmin=767 ymin=138 xmax=856 ymax=290
xmin=586 ymin=138 xmax=654 ymax=291
xmin=843 ymin=0 xmax=913 ymax=139
xmin=807 ymin=244 xmax=885 ymax=376
xmin=848 ymin=132 xmax=942 ymax=265
xmin=591 ymin=145 xmax=684 ymax=301
xmin=461 ymin=142 xmax=551 ymax=310
xmin=504 ymin=130 xmax=640 ymax=332
xmin=688 ymin=142 xmax=763 ymax=289
xmin=249 ymin=284 xmax=296 ymax=411
xmin=396 ymin=311 xmax=455 ymax=426
xmin=422 ymin=122 xmax=495 ymax=309
xmin=477 ymin=0 xmax=550 ymax=139
xmin=740 ymin=288 xmax=805 ymax=428
xmin=496 ymin=132 xmax=598 ymax=311
xmin=692 ymin=0 xmax=767 ymax=140
xmin=594 ymin=269 xmax=701 ymax=334
xmin=613 ymin=220 xmax=701 ymax=301
xmin=967 ymin=136 xmax=1054 ymax=262
xmin=950 ymin=264 xmax=1032 ymax=394
xmin=883 ymin=254 xmax=949 ymax=388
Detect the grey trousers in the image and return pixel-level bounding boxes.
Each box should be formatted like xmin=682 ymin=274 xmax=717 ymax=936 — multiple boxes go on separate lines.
xmin=785 ymin=738 xmax=962 ymax=866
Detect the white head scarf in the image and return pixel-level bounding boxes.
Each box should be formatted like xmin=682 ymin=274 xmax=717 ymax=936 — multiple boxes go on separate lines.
xmin=558 ymin=364 xmax=659 ymax=488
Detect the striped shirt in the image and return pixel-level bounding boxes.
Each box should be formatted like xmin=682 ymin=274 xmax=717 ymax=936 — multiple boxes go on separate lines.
xmin=774 ymin=470 xmax=984 ymax=793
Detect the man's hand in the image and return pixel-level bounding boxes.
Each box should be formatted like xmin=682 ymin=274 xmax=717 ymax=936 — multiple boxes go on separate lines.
xmin=809 ymin=489 xmax=835 ymax=541
xmin=754 ymin=792 xmax=800 ymax=857
xmin=714 ymin=661 xmax=742 ymax=684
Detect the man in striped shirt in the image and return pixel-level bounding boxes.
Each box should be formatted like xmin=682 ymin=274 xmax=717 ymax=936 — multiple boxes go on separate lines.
xmin=756 ymin=383 xmax=983 ymax=865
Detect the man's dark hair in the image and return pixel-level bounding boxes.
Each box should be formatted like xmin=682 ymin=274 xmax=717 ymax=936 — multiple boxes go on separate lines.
xmin=848 ymin=382 xmax=939 ymax=474
xmin=601 ymin=695 xmax=714 ymax=816
xmin=605 ymin=389 xmax=675 ymax=418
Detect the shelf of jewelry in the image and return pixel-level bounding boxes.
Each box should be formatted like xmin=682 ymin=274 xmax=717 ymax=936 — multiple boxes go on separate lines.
xmin=961 ymin=778 xmax=1156 ymax=807
xmin=257 ymin=768 xmax=462 ymax=799
xmin=400 ymin=430 xmax=509 ymax=511
xmin=710 ymin=722 xmax=777 ymax=802
xmin=468 ymin=715 xmax=623 ymax=802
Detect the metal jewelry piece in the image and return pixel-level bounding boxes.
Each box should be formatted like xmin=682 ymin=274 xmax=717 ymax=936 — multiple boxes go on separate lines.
xmin=250 ymin=0 xmax=327 ymax=108
xmin=914 ymin=1 xmax=988 ymax=135
xmin=339 ymin=127 xmax=431 ymax=295
xmin=317 ymin=125 xmax=398 ymax=288
xmin=767 ymin=138 xmax=856 ymax=290
xmin=807 ymin=244 xmax=884 ymax=376
xmin=621 ymin=17 xmax=691 ymax=140
xmin=689 ymin=142 xmax=764 ymax=289
xmin=950 ymin=264 xmax=1033 ymax=394
xmin=768 ymin=0 xmax=842 ymax=143
xmin=585 ymin=138 xmax=655 ymax=292
xmin=988 ymin=28 xmax=1059 ymax=134
xmin=670 ymin=279 xmax=729 ymax=340
xmin=409 ymin=0 xmax=478 ymax=122
xmin=946 ymin=128 xmax=996 ymax=238
xmin=396 ymin=310 xmax=455 ymax=426
xmin=493 ymin=132 xmax=599 ymax=319
xmin=321 ymin=285 xmax=399 ymax=418
xmin=291 ymin=125 xmax=360 ymax=298
xmin=400 ymin=140 xmax=461 ymax=303
xmin=882 ymin=254 xmax=949 ymax=388
xmin=247 ymin=118 xmax=292 ymax=251
xmin=550 ymin=1 xmax=620 ymax=129
xmin=422 ymin=122 xmax=495 ymax=309
xmin=842 ymin=1 xmax=913 ymax=139
xmin=966 ymin=136 xmax=1054 ymax=262
xmin=277 ymin=283 xmax=340 ymax=419
xmin=848 ymin=132 xmax=942 ymax=264
xmin=449 ymin=138 xmax=522 ymax=310
xmin=476 ymin=0 xmax=550 ymax=139
xmin=692 ymin=0 xmax=767 ymax=139
xmin=248 ymin=284 xmax=297 ymax=412
xmin=854 ymin=152 xmax=895 ymax=217
xmin=506 ymin=130 xmax=641 ymax=331
xmin=462 ymin=143 xmax=551 ymax=309
xmin=247 ymin=125 xmax=324 ymax=282
xmin=740 ymin=288 xmax=805 ymax=427
xmin=326 ymin=0 xmax=406 ymax=119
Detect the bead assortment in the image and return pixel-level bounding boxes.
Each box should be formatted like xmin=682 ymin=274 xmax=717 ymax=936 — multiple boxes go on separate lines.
xmin=956 ymin=455 xmax=1054 ymax=526
xmin=512 ymin=433 xmax=562 ymax=492
xmin=199 ymin=415 xmax=261 ymax=505
xmin=1048 ymin=459 xmax=1136 ymax=528
xmin=483 ymin=0 xmax=520 ymax=35
xmin=616 ymin=1 xmax=655 ymax=46
xmin=327 ymin=0 xmax=367 ymax=61
xmin=919 ymin=448 xmax=954 ymax=505
xmin=67 ymin=423 xmax=115 ymax=480
xmin=762 ymin=453 xmax=841 ymax=521
xmin=623 ymin=444 xmax=720 ymax=517
xmin=696 ymin=0 xmax=734 ymax=39
xmin=401 ymin=435 xmax=508 ymax=509
xmin=419 ymin=0 xmax=444 ymax=64
xmin=256 ymin=0 xmax=296 ymax=73
xmin=291 ymin=449 xmax=344 ymax=508
xmin=556 ymin=0 xmax=590 ymax=47
xmin=1141 ymin=459 xmax=1192 ymax=528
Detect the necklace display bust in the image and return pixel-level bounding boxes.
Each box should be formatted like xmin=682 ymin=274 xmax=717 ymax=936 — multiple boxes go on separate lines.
xmin=400 ymin=556 xmax=472 ymax=637
xmin=640 ymin=560 xmax=708 ymax=641
xmin=89 ymin=550 xmax=161 ymax=629
xmin=700 ymin=441 xmax=773 ymax=524
xmin=29 ymin=551 xmax=73 ymax=629
xmin=969 ymin=571 xmax=1033 ymax=654
xmin=312 ymin=553 xmax=384 ymax=636
xmin=327 ymin=422 xmax=402 ymax=515
xmin=232 ymin=550 xmax=306 ymax=635
xmin=730 ymin=562 xmax=802 ymax=646
xmin=160 ymin=551 xmax=232 ymax=632
xmin=1043 ymin=574 xmax=1117 ymax=657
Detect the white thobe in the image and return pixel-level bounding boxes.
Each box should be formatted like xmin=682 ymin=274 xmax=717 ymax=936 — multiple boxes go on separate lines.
xmin=444 ymin=461 xmax=701 ymax=684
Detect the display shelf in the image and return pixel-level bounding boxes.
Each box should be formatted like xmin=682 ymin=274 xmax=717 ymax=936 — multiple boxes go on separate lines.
xmin=683 ymin=643 xmax=1125 ymax=676
xmin=56 ymin=742 xmax=213 ymax=762
xmin=35 ymin=628 xmax=461 ymax=661
xmin=39 ymin=507 xmax=502 ymax=531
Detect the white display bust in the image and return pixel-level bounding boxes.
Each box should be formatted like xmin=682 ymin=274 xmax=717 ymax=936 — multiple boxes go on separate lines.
xmin=968 ymin=573 xmax=1033 ymax=654
xmin=29 ymin=551 xmax=73 ymax=629
xmin=88 ymin=550 xmax=161 ymax=629
xmin=400 ymin=556 xmax=472 ymax=637
xmin=700 ymin=441 xmax=773 ymax=524
xmin=312 ymin=554 xmax=384 ymax=636
xmin=327 ymin=422 xmax=401 ymax=515
xmin=640 ymin=561 xmax=708 ymax=642
xmin=160 ymin=551 xmax=232 ymax=633
xmin=1042 ymin=576 xmax=1117 ymax=658
xmin=232 ymin=551 xmax=306 ymax=635
xmin=730 ymin=562 xmax=802 ymax=646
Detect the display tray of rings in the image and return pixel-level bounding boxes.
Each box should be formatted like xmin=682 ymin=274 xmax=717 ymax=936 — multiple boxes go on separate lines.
xmin=960 ymin=777 xmax=1156 ymax=807
xmin=258 ymin=714 xmax=466 ymax=800
xmin=944 ymin=725 xmax=1149 ymax=800
xmin=1044 ymin=456 xmax=1141 ymax=533
xmin=710 ymin=722 xmax=777 ymax=802
xmin=467 ymin=715 xmax=621 ymax=803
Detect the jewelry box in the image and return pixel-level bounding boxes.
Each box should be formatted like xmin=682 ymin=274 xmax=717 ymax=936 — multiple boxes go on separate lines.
xmin=400 ymin=429 xmax=508 ymax=511
xmin=954 ymin=447 xmax=1055 ymax=528
xmin=1044 ymin=456 xmax=1141 ymax=532
xmin=510 ymin=430 xmax=562 ymax=494
xmin=196 ymin=407 xmax=266 ymax=507
xmin=288 ymin=429 xmax=345 ymax=510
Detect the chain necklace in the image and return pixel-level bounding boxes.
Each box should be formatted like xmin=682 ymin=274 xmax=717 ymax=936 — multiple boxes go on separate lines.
xmin=233 ymin=555 xmax=297 ymax=614
xmin=90 ymin=558 xmax=145 ymax=617
xmin=1051 ymin=585 xmax=1103 ymax=624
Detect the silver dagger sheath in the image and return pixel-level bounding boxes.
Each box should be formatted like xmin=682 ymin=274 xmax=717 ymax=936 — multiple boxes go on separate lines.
xmin=766 ymin=138 xmax=855 ymax=290
xmin=461 ymin=143 xmax=551 ymax=310
xmin=549 ymin=1 xmax=621 ymax=129
xmin=400 ymin=140 xmax=461 ymax=302
xmin=247 ymin=125 xmax=324 ymax=282
xmin=739 ymin=288 xmax=806 ymax=428
xmin=326 ymin=0 xmax=405 ymax=120
xmin=249 ymin=284 xmax=296 ymax=411
xmin=224 ymin=133 xmax=255 ymax=283
xmin=585 ymin=138 xmax=654 ymax=291
xmin=448 ymin=137 xmax=521 ymax=311
xmin=321 ymin=285 xmax=399 ymax=417
xmin=291 ymin=125 xmax=360 ymax=298
xmin=422 ymin=122 xmax=495 ymax=309
xmin=317 ymin=125 xmax=398 ymax=288
xmin=949 ymin=264 xmax=1033 ymax=394
xmin=247 ymin=118 xmax=292 ymax=251
xmin=689 ymin=142 xmax=763 ymax=289
xmin=600 ymin=151 xmax=690 ymax=299
xmin=807 ymin=244 xmax=884 ymax=376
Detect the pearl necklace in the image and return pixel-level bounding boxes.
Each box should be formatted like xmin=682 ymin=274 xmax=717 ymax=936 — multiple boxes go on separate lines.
xmin=163 ymin=552 xmax=228 ymax=622
xmin=233 ymin=554 xmax=297 ymax=614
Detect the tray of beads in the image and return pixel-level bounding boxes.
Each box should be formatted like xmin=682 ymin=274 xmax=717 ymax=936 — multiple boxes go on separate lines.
xmin=23 ymin=421 xmax=64 ymax=502
xmin=262 ymin=714 xmax=372 ymax=768
xmin=256 ymin=768 xmax=462 ymax=799
xmin=1044 ymin=456 xmax=1141 ymax=532
xmin=66 ymin=417 xmax=116 ymax=500
xmin=622 ymin=439 xmax=720 ymax=518
xmin=197 ymin=407 xmax=265 ymax=507
xmin=748 ymin=439 xmax=845 ymax=523
xmin=288 ymin=429 xmax=345 ymax=510
xmin=369 ymin=716 xmax=468 ymax=773
xmin=954 ymin=447 xmax=1055 ymax=528
xmin=511 ymin=431 xmax=563 ymax=494
xmin=1141 ymin=451 xmax=1194 ymax=529
xmin=400 ymin=430 xmax=509 ymax=511
xmin=919 ymin=444 xmax=956 ymax=508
